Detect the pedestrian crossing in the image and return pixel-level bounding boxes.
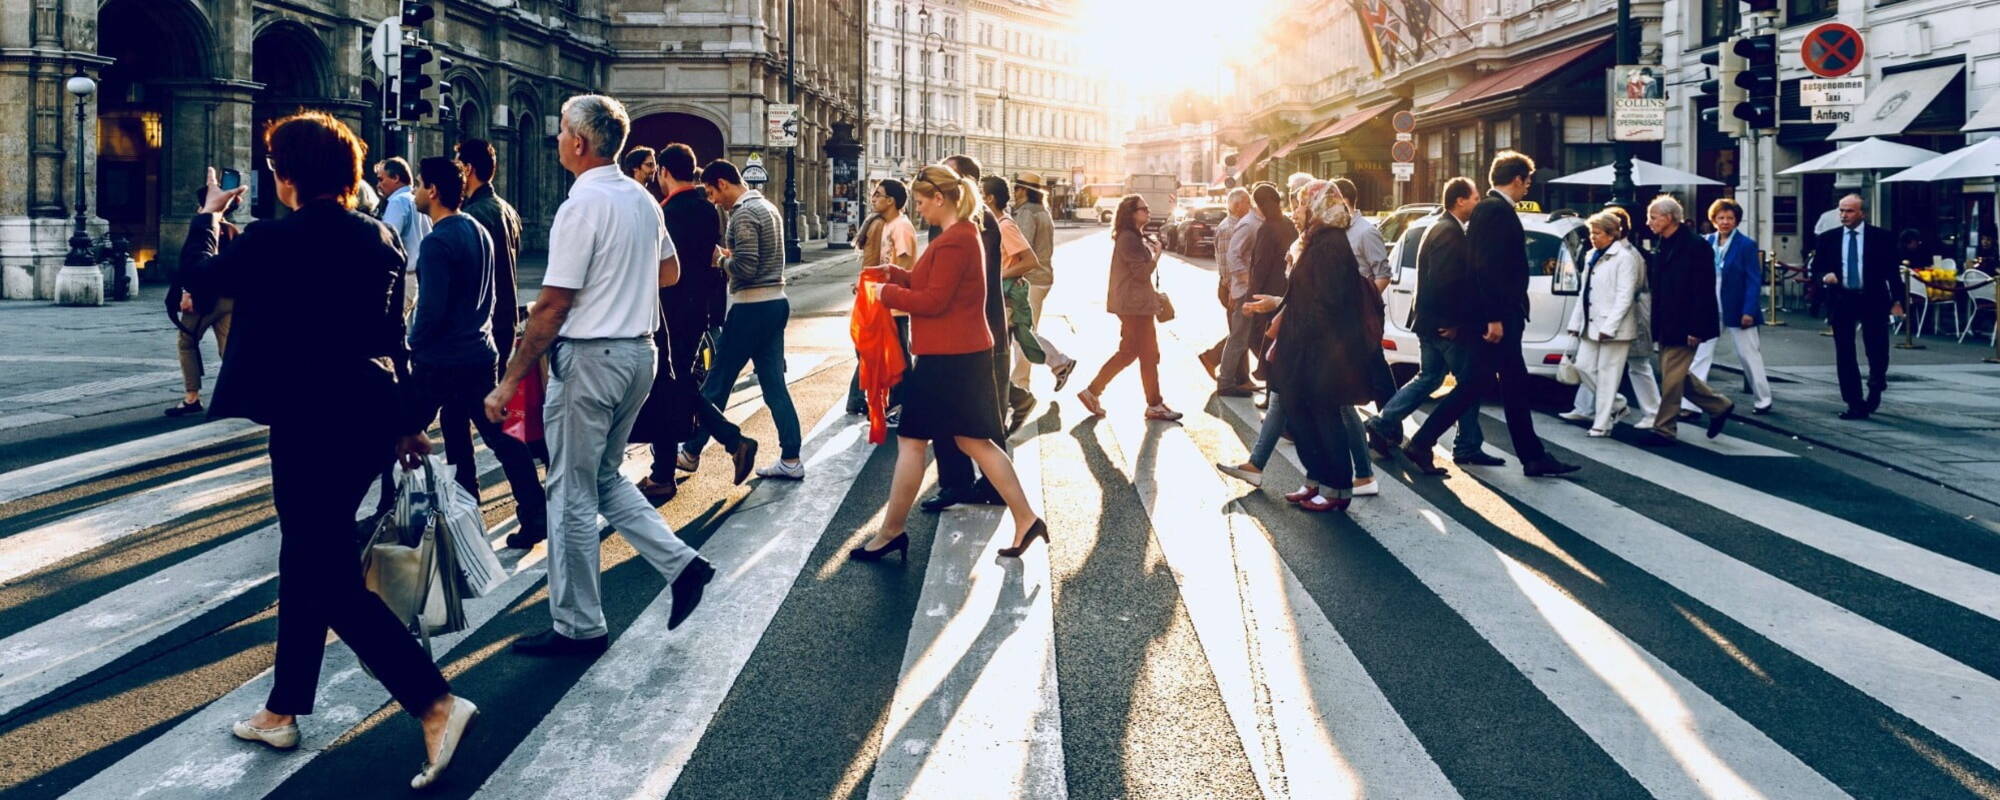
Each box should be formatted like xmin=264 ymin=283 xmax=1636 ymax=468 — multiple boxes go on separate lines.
xmin=4 ymin=295 xmax=2000 ymax=798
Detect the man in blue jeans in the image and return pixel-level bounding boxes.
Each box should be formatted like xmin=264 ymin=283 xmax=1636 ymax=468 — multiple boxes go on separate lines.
xmin=680 ymin=160 xmax=805 ymax=479
xmin=1364 ymin=177 xmax=1498 ymax=466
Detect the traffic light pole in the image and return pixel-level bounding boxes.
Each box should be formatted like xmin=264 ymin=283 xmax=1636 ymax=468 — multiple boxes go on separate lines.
xmin=1609 ymin=0 xmax=1634 ymax=208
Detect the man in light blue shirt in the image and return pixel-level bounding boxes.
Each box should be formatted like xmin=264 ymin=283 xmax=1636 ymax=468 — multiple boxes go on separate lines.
xmin=375 ymin=157 xmax=431 ymax=275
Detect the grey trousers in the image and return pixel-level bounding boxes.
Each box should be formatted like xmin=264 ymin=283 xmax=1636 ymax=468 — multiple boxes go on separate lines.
xmin=545 ymin=337 xmax=701 ymax=639
xmin=1218 ymin=304 xmax=1255 ymax=388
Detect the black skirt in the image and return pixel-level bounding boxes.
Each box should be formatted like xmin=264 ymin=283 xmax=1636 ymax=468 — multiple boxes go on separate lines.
xmin=896 ymin=351 xmax=1004 ymax=441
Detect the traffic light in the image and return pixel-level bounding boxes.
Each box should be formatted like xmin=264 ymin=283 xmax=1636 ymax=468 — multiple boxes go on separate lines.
xmin=1732 ymin=33 xmax=1779 ymax=130
xmin=401 ymin=1 xmax=434 ymax=28
xmin=1699 ymin=37 xmax=1747 ymax=137
xmin=397 ymin=42 xmax=434 ymax=123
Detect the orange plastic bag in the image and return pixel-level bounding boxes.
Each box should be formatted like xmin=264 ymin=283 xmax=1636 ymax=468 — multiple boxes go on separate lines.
xmin=851 ymin=274 xmax=906 ymax=444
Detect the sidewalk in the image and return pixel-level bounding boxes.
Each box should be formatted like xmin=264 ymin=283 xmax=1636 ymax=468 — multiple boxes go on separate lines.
xmin=1708 ymin=312 xmax=2000 ymax=507
xmin=0 ymin=240 xmax=860 ymax=439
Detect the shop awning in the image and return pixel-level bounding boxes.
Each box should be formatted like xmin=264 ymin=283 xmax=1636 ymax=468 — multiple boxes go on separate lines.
xmin=1274 ymin=119 xmax=1339 ymax=159
xmin=1230 ymin=137 xmax=1271 ymax=179
xmin=1426 ymin=37 xmax=1611 ymax=113
xmin=1963 ymin=93 xmax=2000 ymax=132
xmin=1830 ymin=64 xmax=1962 ymax=140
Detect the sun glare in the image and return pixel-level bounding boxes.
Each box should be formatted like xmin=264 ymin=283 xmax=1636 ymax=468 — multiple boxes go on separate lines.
xmin=1071 ymin=0 xmax=1282 ymax=101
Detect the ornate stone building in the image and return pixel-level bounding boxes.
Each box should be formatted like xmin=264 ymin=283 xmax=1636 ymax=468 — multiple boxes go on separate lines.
xmin=960 ymin=0 xmax=1116 ymax=205
xmin=607 ymin=0 xmax=863 ymax=242
xmin=1 ymin=0 xmax=866 ymax=300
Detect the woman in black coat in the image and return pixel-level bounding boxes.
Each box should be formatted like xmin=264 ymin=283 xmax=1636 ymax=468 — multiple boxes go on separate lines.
xmin=177 ymin=112 xmax=477 ymax=789
xmin=1250 ymin=180 xmax=1382 ymax=513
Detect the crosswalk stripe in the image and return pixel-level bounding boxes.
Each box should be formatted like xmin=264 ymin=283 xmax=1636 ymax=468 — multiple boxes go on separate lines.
xmin=475 ymin=401 xmax=873 ymax=799
xmin=0 ymin=419 xmax=262 ymax=505
xmin=1210 ymin=401 xmax=1841 ymax=798
xmin=0 ymin=455 xmax=269 ymax=586
xmin=866 ymin=433 xmax=1067 ymax=800
xmin=0 ymin=447 xmax=504 ymax=721
xmin=1424 ymin=414 xmax=2000 ymax=775
xmin=1095 ymin=393 xmax=1459 ymax=800
xmin=1520 ymin=409 xmax=2000 ymax=623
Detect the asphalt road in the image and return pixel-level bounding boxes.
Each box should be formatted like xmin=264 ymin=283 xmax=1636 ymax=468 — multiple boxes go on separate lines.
xmin=3 ymin=225 xmax=1997 ymax=800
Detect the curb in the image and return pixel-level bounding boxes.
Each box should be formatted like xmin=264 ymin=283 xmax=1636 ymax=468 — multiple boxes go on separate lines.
xmin=1707 ymin=361 xmax=2000 ymax=512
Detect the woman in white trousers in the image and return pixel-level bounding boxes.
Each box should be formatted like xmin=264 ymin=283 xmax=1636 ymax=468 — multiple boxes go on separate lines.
xmin=1566 ymin=212 xmax=1649 ymax=436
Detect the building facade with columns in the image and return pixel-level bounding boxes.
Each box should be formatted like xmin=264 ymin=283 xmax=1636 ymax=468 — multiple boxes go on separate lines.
xmin=0 ymin=0 xmax=615 ymax=300
xmin=1222 ymin=0 xmax=1662 ymax=213
xmin=1 ymin=0 xmax=869 ymax=300
xmin=862 ymin=0 xmax=971 ymax=181
xmin=608 ymin=0 xmax=863 ymax=244
xmin=958 ymin=0 xmax=1117 ymax=210
xmin=1123 ymin=112 xmax=1223 ymax=190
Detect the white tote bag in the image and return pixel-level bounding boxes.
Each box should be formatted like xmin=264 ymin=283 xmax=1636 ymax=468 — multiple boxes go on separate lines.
xmin=425 ymin=455 xmax=506 ymax=597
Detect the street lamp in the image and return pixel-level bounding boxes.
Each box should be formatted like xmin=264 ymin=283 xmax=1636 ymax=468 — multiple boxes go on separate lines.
xmin=998 ymin=90 xmax=1010 ymax=178
xmin=784 ymin=0 xmax=802 ymax=262
xmin=921 ymin=30 xmax=944 ymax=166
xmin=1608 ymin=0 xmax=1635 ymax=209
xmin=898 ymin=0 xmax=909 ymax=171
xmin=55 ymin=68 xmax=103 ymax=306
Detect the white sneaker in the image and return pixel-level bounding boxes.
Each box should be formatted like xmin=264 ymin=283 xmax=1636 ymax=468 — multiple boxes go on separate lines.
xmin=1215 ymin=463 xmax=1263 ymax=487
xmin=231 ymin=718 xmax=300 ymax=750
xmin=676 ymin=449 xmax=700 ymax=472
xmin=1557 ymin=410 xmax=1591 ymax=423
xmin=1587 ymin=428 xmax=1612 ymax=438
xmin=1352 ymin=480 xmax=1380 ymax=497
xmin=756 ymin=459 xmax=806 ymax=480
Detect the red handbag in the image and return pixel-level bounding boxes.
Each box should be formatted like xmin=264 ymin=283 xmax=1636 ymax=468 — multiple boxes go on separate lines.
xmin=502 ymin=359 xmax=546 ymax=445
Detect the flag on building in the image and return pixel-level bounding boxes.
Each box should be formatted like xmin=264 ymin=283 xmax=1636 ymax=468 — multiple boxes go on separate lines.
xmin=1351 ymin=0 xmax=1403 ymax=75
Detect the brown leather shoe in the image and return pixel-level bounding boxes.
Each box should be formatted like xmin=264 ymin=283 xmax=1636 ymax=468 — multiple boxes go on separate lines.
xmin=637 ymin=476 xmax=677 ymax=502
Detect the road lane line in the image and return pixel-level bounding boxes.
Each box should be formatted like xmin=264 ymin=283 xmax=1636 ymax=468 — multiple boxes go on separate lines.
xmin=0 ymin=456 xmax=270 ymax=586
xmin=474 ymin=402 xmax=874 ymax=799
xmin=1212 ymin=396 xmax=1844 ymax=799
xmin=0 ymin=420 xmax=263 ymax=505
xmin=1519 ymin=409 xmax=2000 ymax=623
xmin=866 ymin=434 xmax=1066 ymax=800
xmin=1425 ymin=413 xmax=2000 ymax=775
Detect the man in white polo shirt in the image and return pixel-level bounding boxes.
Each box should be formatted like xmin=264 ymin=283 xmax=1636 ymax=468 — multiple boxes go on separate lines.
xmin=485 ymin=93 xmax=714 ymax=656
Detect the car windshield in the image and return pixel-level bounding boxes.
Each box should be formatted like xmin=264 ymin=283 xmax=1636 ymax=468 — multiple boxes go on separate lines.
xmin=1193 ymin=209 xmax=1227 ymax=224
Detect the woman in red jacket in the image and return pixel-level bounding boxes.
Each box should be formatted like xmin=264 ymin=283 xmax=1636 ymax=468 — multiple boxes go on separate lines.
xmin=853 ymin=164 xmax=1048 ymax=561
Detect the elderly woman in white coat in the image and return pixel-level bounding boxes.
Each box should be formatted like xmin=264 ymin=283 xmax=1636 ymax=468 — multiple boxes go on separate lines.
xmin=1566 ymin=211 xmax=1648 ymax=436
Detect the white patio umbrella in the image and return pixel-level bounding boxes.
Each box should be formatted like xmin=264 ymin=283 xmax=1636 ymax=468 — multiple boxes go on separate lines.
xmin=1882 ymin=137 xmax=2000 ymax=182
xmin=1548 ymin=158 xmax=1721 ymax=186
xmin=1778 ymin=137 xmax=1942 ymax=175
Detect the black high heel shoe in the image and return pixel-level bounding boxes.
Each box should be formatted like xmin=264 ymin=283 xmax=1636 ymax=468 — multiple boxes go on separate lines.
xmin=997 ymin=519 xmax=1049 ymax=558
xmin=850 ymin=532 xmax=910 ymax=563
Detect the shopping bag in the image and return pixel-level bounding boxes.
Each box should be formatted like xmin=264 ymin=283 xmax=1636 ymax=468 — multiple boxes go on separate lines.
xmin=502 ymin=360 xmax=547 ymax=445
xmin=1556 ymin=354 xmax=1582 ymax=386
xmin=426 ymin=455 xmax=506 ymax=598
xmin=360 ymin=460 xmax=467 ymax=646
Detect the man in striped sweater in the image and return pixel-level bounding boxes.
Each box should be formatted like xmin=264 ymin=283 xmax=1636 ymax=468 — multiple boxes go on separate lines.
xmin=678 ymin=159 xmax=806 ymax=479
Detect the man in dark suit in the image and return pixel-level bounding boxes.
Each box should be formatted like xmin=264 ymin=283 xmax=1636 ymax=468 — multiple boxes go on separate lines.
xmin=1399 ymin=152 xmax=1579 ymax=478
xmin=1644 ymin=195 xmax=1732 ymax=444
xmin=1814 ymin=192 xmax=1903 ymax=419
xmin=1365 ymin=176 xmax=1492 ymax=464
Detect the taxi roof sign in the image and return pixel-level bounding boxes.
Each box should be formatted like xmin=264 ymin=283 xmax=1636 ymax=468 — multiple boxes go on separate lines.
xmin=1514 ymin=200 xmax=1543 ymax=213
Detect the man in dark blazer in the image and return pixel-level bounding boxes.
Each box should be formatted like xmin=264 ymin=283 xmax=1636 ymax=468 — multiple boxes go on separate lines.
xmin=1399 ymin=153 xmax=1579 ymax=478
xmin=1645 ymin=195 xmax=1732 ymax=443
xmin=1366 ymin=176 xmax=1491 ymax=464
xmin=1814 ymin=193 xmax=1903 ymax=419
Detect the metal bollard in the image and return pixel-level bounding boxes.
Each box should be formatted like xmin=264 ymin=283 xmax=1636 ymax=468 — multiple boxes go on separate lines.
xmin=1897 ymin=260 xmax=1926 ymax=350
xmin=1763 ymin=250 xmax=1785 ymax=326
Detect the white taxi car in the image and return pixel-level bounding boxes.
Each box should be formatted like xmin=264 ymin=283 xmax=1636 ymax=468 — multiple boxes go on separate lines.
xmin=1380 ymin=203 xmax=1587 ymax=380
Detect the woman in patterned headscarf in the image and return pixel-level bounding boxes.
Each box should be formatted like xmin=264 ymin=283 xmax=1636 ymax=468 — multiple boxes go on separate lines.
xmin=1249 ymin=180 xmax=1384 ymax=512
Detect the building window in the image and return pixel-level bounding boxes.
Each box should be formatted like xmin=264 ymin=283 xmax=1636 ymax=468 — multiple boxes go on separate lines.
xmin=944 ymin=17 xmax=957 ymax=39
xmin=896 ymin=46 xmax=905 ymax=73
xmin=1425 ymin=131 xmax=1449 ymax=188
xmin=1493 ymin=118 xmax=1514 ymax=151
xmin=1787 ymin=0 xmax=1835 ymax=25
xmin=1700 ymin=0 xmax=1735 ymax=46
xmin=1561 ymin=116 xmax=1613 ymax=177
xmin=1455 ymin=124 xmax=1479 ymax=179
xmin=945 ymin=54 xmax=957 ymax=80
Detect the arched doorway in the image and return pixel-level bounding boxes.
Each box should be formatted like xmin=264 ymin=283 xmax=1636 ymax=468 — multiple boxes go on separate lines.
xmin=96 ymin=0 xmax=215 ymax=273
xmin=629 ymin=112 xmax=727 ymax=167
xmin=250 ymin=20 xmax=335 ymax=219
xmin=508 ymin=101 xmax=546 ymax=249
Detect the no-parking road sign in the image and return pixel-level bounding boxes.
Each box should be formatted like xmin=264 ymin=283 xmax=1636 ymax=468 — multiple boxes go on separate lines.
xmin=1802 ymin=23 xmax=1864 ymax=78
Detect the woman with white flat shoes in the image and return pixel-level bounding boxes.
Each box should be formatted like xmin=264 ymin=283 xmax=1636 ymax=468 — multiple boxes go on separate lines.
xmin=1565 ymin=211 xmax=1648 ymax=437
xmin=178 ymin=111 xmax=478 ymax=790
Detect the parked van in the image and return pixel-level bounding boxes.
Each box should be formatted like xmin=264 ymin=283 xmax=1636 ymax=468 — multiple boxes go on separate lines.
xmin=1123 ymin=174 xmax=1180 ymax=233
xmin=1381 ymin=205 xmax=1587 ymax=380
